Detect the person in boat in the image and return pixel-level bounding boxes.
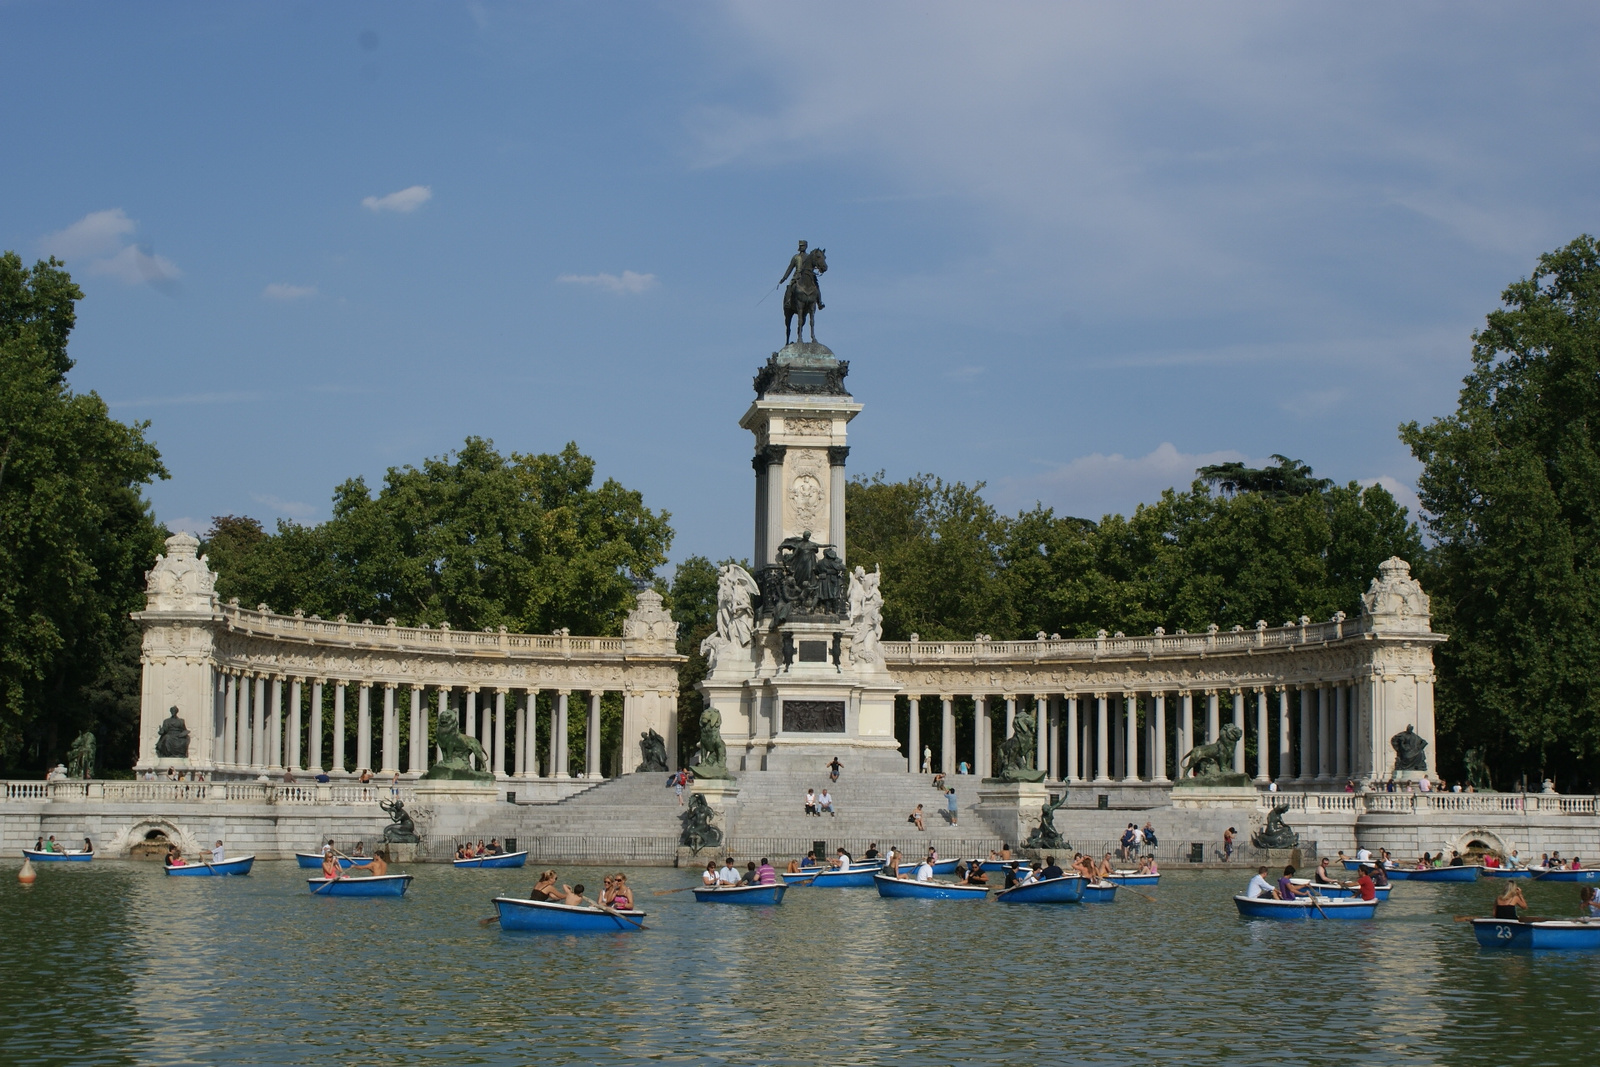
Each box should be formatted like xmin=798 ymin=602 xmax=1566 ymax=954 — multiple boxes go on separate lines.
xmin=1355 ymin=865 xmax=1376 ymax=902
xmin=717 ymin=858 xmax=742 ymax=885
xmin=1572 ymin=856 xmax=1584 ymax=871
xmin=1246 ymin=866 xmax=1274 ymax=899
xmin=1316 ymin=857 xmax=1335 ymax=885
xmin=1020 ymin=861 xmax=1042 ymax=886
xmin=485 ymin=839 xmax=502 ymax=856
xmin=353 ymin=841 xmax=367 ymax=857
xmin=321 ymin=853 xmax=342 ymax=881
xmin=1095 ymin=853 xmax=1115 ymax=880
xmin=212 ymin=840 xmax=226 ymax=864
xmin=908 ymin=804 xmax=926 ymax=831
xmin=1415 ymin=853 xmax=1431 ymax=870
xmin=1494 ymin=881 xmax=1528 ymax=920
xmin=1580 ymin=886 xmax=1599 ymax=916
xmin=455 ymin=844 xmax=466 ymax=861
xmin=960 ymin=860 xmax=988 ymax=886
xmin=363 ymin=850 xmax=388 ymax=877
xmin=785 ymin=858 xmax=803 ymax=874
xmin=926 ymin=846 xmax=940 ymax=864
xmin=1276 ymin=865 xmax=1306 ymax=900
xmin=914 ymin=857 xmax=935 ymax=882
xmin=832 ymin=847 xmax=853 ymax=870
xmin=741 ymin=861 xmax=760 ymax=885
xmin=1506 ymin=850 xmax=1524 ymax=868
xmin=863 ymin=843 xmax=880 ymax=861
xmin=1003 ymin=862 xmax=1023 ymax=890
xmin=757 ymin=858 xmax=777 ymax=885
xmin=599 ymin=874 xmax=618 ymax=905
xmin=529 ymin=870 xmax=559 ymax=901
xmin=1356 ymin=846 xmax=1373 ymax=862
xmin=610 ymin=875 xmax=633 ymax=910
xmin=1368 ymin=862 xmax=1389 ymax=888
xmin=34 ymin=837 xmax=44 ymax=852
xmin=702 ymin=861 xmax=720 ymax=887
xmin=1040 ymin=856 xmax=1065 ymax=881
xmin=1482 ymin=852 xmax=1501 ymax=869
xmin=556 ymin=883 xmax=588 ymax=906
xmin=165 ymin=845 xmax=185 ymax=868
xmin=45 ymin=835 xmax=60 ymax=853
xmin=1448 ymin=850 xmax=1465 ymax=867
xmin=989 ymin=844 xmax=1013 ymax=862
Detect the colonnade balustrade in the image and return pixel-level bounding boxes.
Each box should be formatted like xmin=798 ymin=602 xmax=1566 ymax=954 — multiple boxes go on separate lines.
xmin=208 ymin=669 xmax=647 ymax=780
xmin=897 ymin=683 xmax=1371 ymax=785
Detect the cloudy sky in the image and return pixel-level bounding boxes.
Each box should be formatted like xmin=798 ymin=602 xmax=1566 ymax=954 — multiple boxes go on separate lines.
xmin=6 ymin=3 xmax=1598 ymax=567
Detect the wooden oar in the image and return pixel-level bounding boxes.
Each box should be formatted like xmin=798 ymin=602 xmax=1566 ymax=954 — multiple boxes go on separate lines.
xmin=596 ymin=901 xmax=648 ymax=931
xmin=312 ymin=848 xmax=356 ymax=894
xmin=1119 ymin=883 xmax=1160 ymax=903
xmin=652 ymin=884 xmax=704 ymax=896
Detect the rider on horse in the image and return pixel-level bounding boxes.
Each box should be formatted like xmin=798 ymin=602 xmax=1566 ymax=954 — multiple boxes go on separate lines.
xmin=779 ymin=239 xmax=823 ymax=311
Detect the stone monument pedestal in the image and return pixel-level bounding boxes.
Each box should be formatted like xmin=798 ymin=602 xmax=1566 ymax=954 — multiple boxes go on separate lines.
xmin=974 ymin=781 xmax=1052 ymax=843
xmin=1170 ymin=784 xmax=1260 ymax=809
xmin=414 ymin=779 xmax=500 ymax=805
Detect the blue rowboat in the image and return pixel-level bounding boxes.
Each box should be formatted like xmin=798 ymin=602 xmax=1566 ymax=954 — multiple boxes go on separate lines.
xmin=492 ymin=896 xmax=646 ymax=932
xmin=1108 ymin=871 xmax=1160 ymax=887
xmin=164 ymin=855 xmax=255 ymax=876
xmin=1294 ymin=881 xmax=1391 ymax=901
xmin=996 ymin=875 xmax=1086 ymax=904
xmin=1342 ymin=859 xmax=1385 ymax=871
xmin=1080 ymin=881 xmax=1119 ymax=903
xmin=307 ymin=874 xmax=413 ymax=897
xmin=453 ymin=850 xmax=529 ymax=869
xmin=806 ymin=866 xmax=882 ymax=888
xmin=1407 ymin=865 xmax=1479 ymax=883
xmin=1482 ymin=867 xmax=1534 ymax=879
xmin=896 ymin=859 xmax=960 ymax=876
xmin=873 ymin=873 xmax=989 ymax=900
xmin=1532 ymin=867 xmax=1600 ymax=883
xmin=977 ymin=859 xmax=1022 ymax=873
xmin=1234 ymin=894 xmax=1378 ymax=920
xmin=1473 ymin=918 xmax=1600 ymax=950
xmin=692 ymin=883 xmax=787 ymax=905
xmin=21 ymin=849 xmax=92 ymax=862
xmin=294 ymin=852 xmax=372 ymax=869
xmin=782 ymin=872 xmax=819 ymax=886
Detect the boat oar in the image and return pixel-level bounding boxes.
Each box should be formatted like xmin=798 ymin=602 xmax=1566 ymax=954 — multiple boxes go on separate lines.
xmin=1119 ymin=884 xmax=1160 ymax=903
xmin=312 ymin=848 xmax=354 ymax=894
xmin=596 ymin=901 xmax=648 ymax=931
xmin=652 ymin=885 xmax=702 ymax=896
xmin=1309 ymin=893 xmax=1330 ymax=919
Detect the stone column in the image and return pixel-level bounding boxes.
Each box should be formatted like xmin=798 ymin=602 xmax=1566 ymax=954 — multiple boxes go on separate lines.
xmin=974 ymin=695 xmax=989 ymax=779
xmin=1153 ymin=692 xmax=1169 ymax=782
xmin=1231 ymin=689 xmax=1245 ymax=773
xmin=357 ymin=683 xmax=373 ymax=776
xmin=514 ymin=697 xmax=526 ymax=778
xmin=288 ymin=678 xmax=303 ymax=772
xmin=1005 ymin=696 xmax=1016 ymax=738
xmin=763 ymin=446 xmax=786 ymax=565
xmin=1206 ymin=690 xmax=1220 ymax=745
xmin=1335 ymin=684 xmax=1349 ymax=782
xmin=309 ymin=679 xmax=324 ymax=773
xmin=1035 ymin=694 xmax=1049 ymax=774
xmin=1047 ymin=696 xmax=1061 ymax=781
xmin=1066 ymin=695 xmax=1080 ymax=782
xmin=752 ymin=454 xmax=768 ymax=565
xmin=525 ymin=688 xmax=540 ymax=779
xmin=1094 ymin=693 xmax=1110 ymax=782
xmin=252 ymin=675 xmax=267 ymax=770
xmin=1178 ymin=691 xmax=1193 ymax=777
xmin=906 ymin=695 xmax=921 ymax=773
xmin=1123 ymin=692 xmax=1139 ymax=782
xmin=409 ymin=687 xmax=424 ymax=776
xmin=223 ymin=673 xmax=238 ymax=769
xmin=1317 ymin=685 xmax=1331 ymax=785
xmin=434 ymin=686 xmax=449 ymax=764
xmin=1297 ymin=684 xmax=1313 ymax=782
xmin=828 ymin=446 xmax=848 ymax=556
xmin=584 ymin=691 xmax=600 ymax=778
xmin=940 ymin=695 xmax=954 ymax=775
xmin=555 ymin=691 xmax=570 ymax=778
xmin=1254 ymin=689 xmax=1269 ymax=782
xmin=1276 ymin=687 xmax=1290 ymax=784
xmin=380 ymin=684 xmax=398 ymax=775
xmin=465 ymin=690 xmax=478 ymax=769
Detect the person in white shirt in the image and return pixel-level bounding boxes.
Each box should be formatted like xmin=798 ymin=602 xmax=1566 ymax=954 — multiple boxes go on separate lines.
xmin=1356 ymin=847 xmax=1372 ymax=862
xmin=1246 ymin=866 xmax=1274 ymax=899
xmin=702 ymin=861 xmax=719 ymax=886
xmin=717 ymin=858 xmax=742 ymax=885
xmin=885 ymin=846 xmax=901 ymax=875
xmin=832 ymin=848 xmax=852 ymax=869
xmin=211 ymin=840 xmax=226 ymax=863
xmin=914 ymin=860 xmax=934 ymax=882
xmin=921 ymin=746 xmax=932 ymax=774
xmin=817 ymin=789 xmax=835 ymax=816
xmin=804 ymin=789 xmax=818 ymax=816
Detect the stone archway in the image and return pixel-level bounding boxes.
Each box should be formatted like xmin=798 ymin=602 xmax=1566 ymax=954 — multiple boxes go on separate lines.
xmin=107 ymin=818 xmax=200 ymax=859
xmin=1446 ymin=828 xmax=1507 ymax=859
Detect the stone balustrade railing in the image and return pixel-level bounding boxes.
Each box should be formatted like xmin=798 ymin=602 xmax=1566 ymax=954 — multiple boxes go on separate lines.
xmin=221 ymin=603 xmax=641 ymax=658
xmin=4 ymin=779 xmax=415 ymax=806
xmin=1267 ymin=791 xmax=1595 ymax=816
xmin=884 ymin=616 xmax=1360 ymax=664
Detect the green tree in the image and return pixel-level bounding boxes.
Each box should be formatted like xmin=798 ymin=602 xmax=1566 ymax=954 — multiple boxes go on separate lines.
xmin=666 ymin=555 xmax=720 ymax=765
xmin=1402 ymin=235 xmax=1600 ymax=790
xmin=0 ymin=253 xmax=167 ymax=773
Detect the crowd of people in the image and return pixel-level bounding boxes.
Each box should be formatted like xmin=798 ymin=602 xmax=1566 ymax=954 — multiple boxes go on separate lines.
xmin=455 ymin=839 xmax=508 ymax=860
xmin=525 ymin=868 xmax=634 ymax=909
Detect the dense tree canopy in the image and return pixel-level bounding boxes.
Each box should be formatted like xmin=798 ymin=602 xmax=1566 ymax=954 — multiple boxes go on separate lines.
xmin=1403 ymin=235 xmax=1600 ymax=790
xmin=0 ymin=254 xmax=167 ymax=774
xmin=206 ymin=438 xmax=673 ymax=636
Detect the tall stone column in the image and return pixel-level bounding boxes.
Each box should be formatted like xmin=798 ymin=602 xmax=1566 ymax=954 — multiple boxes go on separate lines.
xmin=1206 ymin=690 xmax=1220 ymax=745
xmin=972 ymin=695 xmax=987 ymax=779
xmin=1317 ymin=685 xmax=1331 ymax=785
xmin=1334 ymin=684 xmax=1349 ymax=782
xmin=940 ymin=695 xmax=954 ymax=776
xmin=1005 ymin=696 xmax=1017 ymax=738
xmin=1297 ymin=684 xmax=1313 ymax=782
xmin=465 ymin=690 xmax=478 ymax=769
xmin=1112 ymin=699 xmax=1125 ymax=779
xmin=223 ymin=673 xmax=238 ymax=769
xmin=1066 ymin=695 xmax=1080 ymax=781
xmin=763 ymin=446 xmax=786 ymax=565
xmin=584 ymin=691 xmax=599 ymax=778
xmin=357 ymin=683 xmax=373 ymax=776
xmin=828 ymin=446 xmax=848 ymax=555
xmin=1153 ymin=692 xmax=1168 ymax=782
xmin=906 ymin=695 xmax=921 ymax=773
xmin=1094 ymin=693 xmax=1110 ymax=782
xmin=1123 ymin=692 xmax=1140 ymax=782
xmin=1276 ymin=687 xmax=1290 ymax=784
xmin=252 ymin=675 xmax=267 ymax=770
xmin=524 ymin=688 xmax=540 ymax=779
xmin=380 ymin=684 xmax=398 ymax=776
xmin=1177 ymin=690 xmax=1193 ymax=777
xmin=1254 ymin=689 xmax=1269 ymax=782
xmin=752 ymin=454 xmax=768 ymax=565
xmin=309 ymin=679 xmax=324 ymax=773
xmin=287 ymin=678 xmax=303 ymax=772
xmin=1035 ymin=694 xmax=1049 ymax=774
xmin=1046 ymin=696 xmax=1060 ymax=780
xmin=513 ymin=696 xmax=526 ymax=778
xmin=554 ymin=691 xmax=570 ymax=778
xmin=434 ymin=686 xmax=449 ymax=764
xmin=409 ymin=687 xmax=424 ymax=776
xmin=1231 ymin=689 xmax=1245 ymax=773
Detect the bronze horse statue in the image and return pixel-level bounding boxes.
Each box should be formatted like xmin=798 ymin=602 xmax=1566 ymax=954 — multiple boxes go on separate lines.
xmin=783 ymin=246 xmax=827 ymax=345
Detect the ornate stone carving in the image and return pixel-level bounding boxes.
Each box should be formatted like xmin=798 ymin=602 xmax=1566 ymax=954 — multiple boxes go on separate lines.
xmin=1362 ymin=557 xmax=1431 ymax=634
xmin=759 ymin=533 xmax=848 ymax=622
xmin=848 ymin=564 xmax=884 ymax=665
xmin=638 ymin=728 xmax=669 ymax=772
xmin=700 ymin=565 xmax=759 ymax=670
xmin=622 ymin=589 xmax=678 ymax=650
xmin=142 ymin=532 xmax=218 ymax=614
xmin=154 ymin=707 xmax=190 ymax=758
xmin=791 ymin=473 xmax=824 ymax=529
xmin=828 ymin=445 xmax=850 ymax=467
xmin=754 ymin=352 xmax=851 ymax=397
xmin=787 ymin=417 xmax=831 ymax=436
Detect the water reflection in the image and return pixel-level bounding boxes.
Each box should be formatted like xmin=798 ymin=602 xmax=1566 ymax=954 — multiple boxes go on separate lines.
xmin=2 ymin=861 xmax=1598 ymax=1065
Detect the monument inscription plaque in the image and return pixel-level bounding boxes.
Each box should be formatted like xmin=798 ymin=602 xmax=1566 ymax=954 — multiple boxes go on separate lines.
xmin=782 ymin=700 xmax=845 ymax=733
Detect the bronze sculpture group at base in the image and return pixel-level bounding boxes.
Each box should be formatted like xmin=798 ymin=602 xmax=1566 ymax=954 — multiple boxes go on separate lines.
xmin=1023 ymin=790 xmax=1069 ymax=851
xmin=1178 ymin=724 xmax=1249 ymax=787
xmin=421 ymin=707 xmax=493 ymax=781
xmin=379 ymin=798 xmax=419 ymax=843
xmin=1251 ymin=803 xmax=1300 ymax=850
xmin=679 ymin=793 xmax=723 ymax=852
xmin=992 ymin=710 xmax=1046 ymax=783
xmin=638 ymin=728 xmax=669 ymax=773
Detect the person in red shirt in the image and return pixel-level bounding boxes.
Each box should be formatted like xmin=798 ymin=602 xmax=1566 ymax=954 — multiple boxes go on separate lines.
xmin=1356 ymin=866 xmax=1377 ymax=902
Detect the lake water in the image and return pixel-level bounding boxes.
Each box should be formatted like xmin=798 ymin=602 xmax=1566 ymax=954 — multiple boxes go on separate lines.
xmin=4 ymin=860 xmax=1598 ymax=1066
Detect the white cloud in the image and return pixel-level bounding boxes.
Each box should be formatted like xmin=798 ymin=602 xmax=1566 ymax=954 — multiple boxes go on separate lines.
xmin=997 ymin=442 xmax=1253 ymax=519
xmin=251 ymin=493 xmax=317 ymax=520
xmin=1362 ymin=476 xmax=1425 ymax=523
xmin=161 ymin=517 xmax=205 ymax=537
xmin=556 ymin=270 xmax=658 ymax=294
xmin=37 ymin=209 xmax=181 ymax=290
xmin=361 ymin=185 xmax=433 ymax=213
xmin=263 ymin=283 xmax=318 ymax=300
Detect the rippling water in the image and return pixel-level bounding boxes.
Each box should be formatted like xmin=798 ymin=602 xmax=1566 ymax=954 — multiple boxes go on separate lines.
xmin=4 ymin=860 xmax=1599 ymax=1066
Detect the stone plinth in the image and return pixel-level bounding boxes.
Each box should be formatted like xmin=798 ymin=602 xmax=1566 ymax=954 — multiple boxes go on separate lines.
xmin=974 ymin=781 xmax=1052 ymax=844
xmin=1170 ymin=785 xmax=1261 ymax=809
xmin=413 ymin=780 xmax=500 ymax=805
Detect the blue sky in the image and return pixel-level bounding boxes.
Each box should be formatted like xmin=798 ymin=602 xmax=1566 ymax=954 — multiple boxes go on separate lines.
xmin=6 ymin=3 xmax=1599 ymax=570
